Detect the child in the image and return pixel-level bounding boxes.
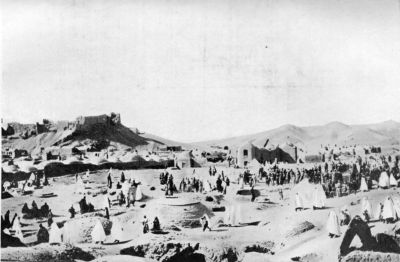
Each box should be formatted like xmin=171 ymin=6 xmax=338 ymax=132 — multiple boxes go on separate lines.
xmin=200 ymin=215 xmax=211 ymax=232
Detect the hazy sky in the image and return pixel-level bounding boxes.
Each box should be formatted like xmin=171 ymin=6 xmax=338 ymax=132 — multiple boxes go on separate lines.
xmin=2 ymin=0 xmax=400 ymax=142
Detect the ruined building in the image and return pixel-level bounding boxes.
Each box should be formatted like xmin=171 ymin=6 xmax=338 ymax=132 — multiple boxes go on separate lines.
xmin=4 ymin=113 xmax=123 ymax=137
xmin=75 ymin=112 xmax=121 ymax=131
xmin=1 ymin=122 xmax=15 ymax=137
xmin=235 ymin=140 xmax=299 ymax=167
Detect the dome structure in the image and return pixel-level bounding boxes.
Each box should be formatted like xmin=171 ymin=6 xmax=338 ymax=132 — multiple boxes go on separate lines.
xmin=155 ymin=198 xmax=214 ymax=228
xmin=2 ymin=164 xmax=19 ymax=173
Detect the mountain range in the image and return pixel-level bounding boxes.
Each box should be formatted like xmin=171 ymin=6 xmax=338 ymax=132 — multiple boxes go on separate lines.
xmin=3 ymin=118 xmax=399 ymax=155
xmin=193 ymin=120 xmax=400 ymax=154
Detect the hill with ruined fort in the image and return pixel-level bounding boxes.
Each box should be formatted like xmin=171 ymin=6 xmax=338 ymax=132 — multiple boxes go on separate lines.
xmin=1 ymin=113 xmax=183 ymax=155
xmin=3 ymin=116 xmax=400 ymax=157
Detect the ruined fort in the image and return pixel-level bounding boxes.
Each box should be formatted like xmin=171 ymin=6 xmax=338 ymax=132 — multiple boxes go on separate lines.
xmin=2 ymin=113 xmax=122 ymax=138
xmin=75 ymin=112 xmax=121 ymax=131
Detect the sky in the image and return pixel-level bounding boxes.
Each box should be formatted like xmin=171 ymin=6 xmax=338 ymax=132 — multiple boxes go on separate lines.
xmin=2 ymin=0 xmax=400 ymax=142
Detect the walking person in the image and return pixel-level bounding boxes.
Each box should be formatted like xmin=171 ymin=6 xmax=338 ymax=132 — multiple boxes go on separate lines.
xmin=201 ymin=214 xmax=212 ymax=232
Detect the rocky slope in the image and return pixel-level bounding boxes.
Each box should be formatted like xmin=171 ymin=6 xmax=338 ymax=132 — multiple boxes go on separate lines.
xmin=2 ymin=122 xmax=186 ymax=155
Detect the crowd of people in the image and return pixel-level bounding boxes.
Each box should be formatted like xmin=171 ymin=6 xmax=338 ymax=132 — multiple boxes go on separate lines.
xmin=178 ymin=171 xmax=230 ymax=194
xmin=1 ymin=167 xmax=164 ymax=247
xmin=257 ymin=155 xmax=400 ymax=199
xmin=327 ymin=194 xmax=400 ymax=243
xmin=2 ymin=152 xmax=399 ymax=249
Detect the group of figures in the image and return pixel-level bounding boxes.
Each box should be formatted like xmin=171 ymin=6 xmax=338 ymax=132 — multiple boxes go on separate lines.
xmin=2 ymin=152 xmax=399 ymax=258
xmin=2 ymin=172 xmax=49 ymax=196
xmin=1 ymin=169 xmax=53 ymax=247
xmin=295 ymin=191 xmax=400 ymax=239
xmin=179 ymin=172 xmax=230 ymax=194
xmin=259 ymin=155 xmax=399 ymax=199
xmin=330 ymin=195 xmax=400 ymax=257
xmin=1 ymin=201 xmax=54 ymax=247
xmin=1 ymin=168 xmax=160 ymax=247
xmin=1 ymin=210 xmax=23 ymax=246
xmin=159 ymin=171 xmax=176 ymax=196
xmin=22 ymin=200 xmax=52 ymax=221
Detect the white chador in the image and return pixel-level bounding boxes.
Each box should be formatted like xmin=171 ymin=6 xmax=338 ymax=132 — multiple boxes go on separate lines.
xmin=359 ymin=177 xmax=368 ymax=192
xmin=392 ymin=197 xmax=400 ymax=218
xmin=84 ymin=170 xmax=90 ymax=181
xmin=326 ymin=211 xmax=341 ymax=236
xmin=234 ymin=204 xmax=242 ymax=225
xmin=382 ymin=197 xmax=396 ymax=220
xmin=12 ymin=217 xmax=23 ymax=240
xmin=122 ymin=181 xmax=130 ymax=196
xmin=135 ymin=185 xmax=143 ymax=201
xmin=361 ymin=197 xmax=372 ymax=217
xmin=356 ymin=163 xmax=361 ymax=174
xmin=91 ymin=220 xmax=106 ymax=243
xmin=238 ymin=177 xmax=244 ymax=190
xmin=224 ymin=206 xmax=231 ymax=225
xmin=29 ymin=173 xmax=35 ymax=183
xmin=226 ymin=204 xmax=242 ymax=226
xmin=389 ymin=174 xmax=398 ymax=187
xmin=111 ymin=219 xmax=124 ymax=242
xmin=62 ymin=222 xmax=74 ymax=244
xmin=229 ymin=205 xmax=237 ymax=226
xmin=49 ymin=223 xmax=62 ymax=244
xmin=295 ymin=193 xmax=304 ymax=209
xmin=313 ymin=187 xmax=326 ymax=208
xmin=24 ymin=184 xmax=35 ymax=192
xmin=374 ymin=203 xmax=383 ymax=220
xmin=203 ymin=180 xmax=212 ymax=193
xmin=75 ymin=176 xmax=85 ymax=194
xmin=379 ymin=172 xmax=390 ymax=188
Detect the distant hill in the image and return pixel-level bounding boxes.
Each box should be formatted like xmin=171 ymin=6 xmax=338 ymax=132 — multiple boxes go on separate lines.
xmin=194 ymin=120 xmax=400 ymax=154
xmin=138 ymin=131 xmax=188 ymax=148
xmin=137 ymin=130 xmax=211 ymax=151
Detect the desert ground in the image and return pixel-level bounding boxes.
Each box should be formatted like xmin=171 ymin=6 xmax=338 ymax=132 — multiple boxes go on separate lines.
xmin=2 ymin=165 xmax=400 ymax=262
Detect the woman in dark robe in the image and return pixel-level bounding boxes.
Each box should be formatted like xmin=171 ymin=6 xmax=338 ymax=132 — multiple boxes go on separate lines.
xmin=37 ymin=224 xmax=49 ymax=243
xmin=105 ymin=207 xmax=110 ymax=220
xmin=47 ymin=210 xmax=53 ymax=227
xmin=152 ymin=217 xmax=161 ymax=231
xmin=121 ymin=172 xmax=125 ymax=183
xmin=68 ymin=205 xmax=76 ymax=218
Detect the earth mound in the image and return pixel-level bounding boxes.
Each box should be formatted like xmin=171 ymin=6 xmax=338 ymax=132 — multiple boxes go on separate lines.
xmin=63 ymin=217 xmax=112 ymax=243
xmin=341 ymin=250 xmax=400 ymax=262
xmin=157 ymin=202 xmax=214 ymax=228
xmin=285 ymin=221 xmax=315 ymax=238
xmin=1 ymin=243 xmax=94 ymax=262
xmin=91 ymin=255 xmax=153 ymax=262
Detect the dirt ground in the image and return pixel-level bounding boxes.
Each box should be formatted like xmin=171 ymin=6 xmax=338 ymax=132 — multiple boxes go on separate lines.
xmin=2 ymin=166 xmax=400 ymax=262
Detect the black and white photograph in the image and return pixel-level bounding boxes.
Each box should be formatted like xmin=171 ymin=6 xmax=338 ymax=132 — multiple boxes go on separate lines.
xmin=1 ymin=0 xmax=400 ymax=261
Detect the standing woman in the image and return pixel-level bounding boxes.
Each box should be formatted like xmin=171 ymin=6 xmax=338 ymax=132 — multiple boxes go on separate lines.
xmin=142 ymin=215 xmax=149 ymax=234
xmin=327 ymin=211 xmax=341 ymax=238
